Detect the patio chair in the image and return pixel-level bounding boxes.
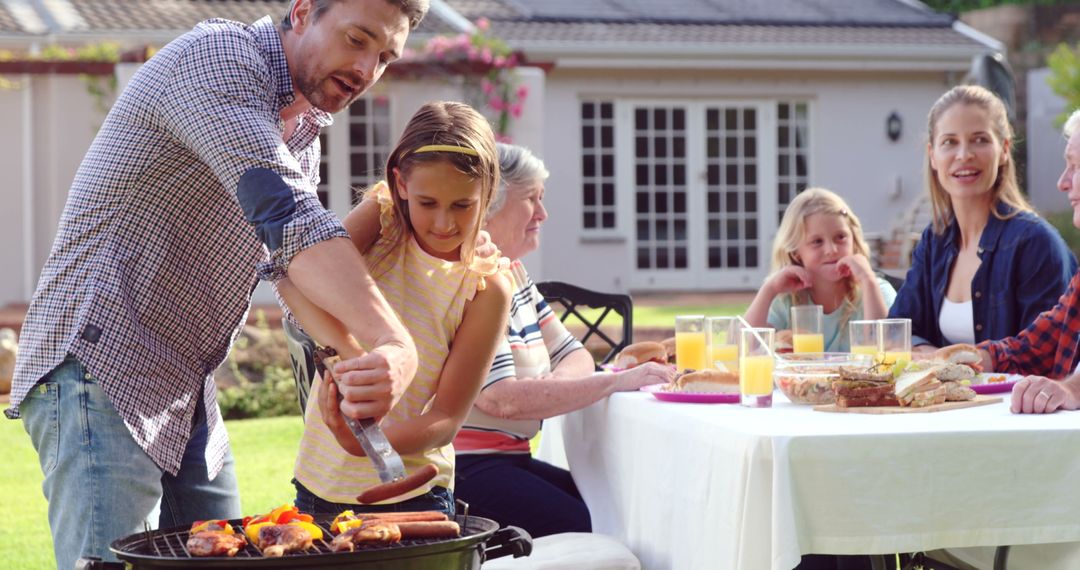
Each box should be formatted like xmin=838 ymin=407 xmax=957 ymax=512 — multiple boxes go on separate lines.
xmin=282 ymin=318 xmax=317 ymax=418
xmin=534 ymin=281 xmax=633 ymax=366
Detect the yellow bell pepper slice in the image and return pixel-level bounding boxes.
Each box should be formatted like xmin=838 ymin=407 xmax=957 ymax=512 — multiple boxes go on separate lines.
xmin=288 ymin=520 xmax=324 ymax=541
xmin=245 ymin=521 xmax=273 ymax=544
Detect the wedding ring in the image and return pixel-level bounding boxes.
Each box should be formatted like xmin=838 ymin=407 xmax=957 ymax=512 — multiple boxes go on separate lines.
xmin=1036 ymin=391 xmax=1051 ymax=400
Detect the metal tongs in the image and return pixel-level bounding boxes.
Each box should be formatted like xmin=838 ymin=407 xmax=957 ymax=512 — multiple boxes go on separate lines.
xmin=313 ymin=346 xmax=407 ymax=484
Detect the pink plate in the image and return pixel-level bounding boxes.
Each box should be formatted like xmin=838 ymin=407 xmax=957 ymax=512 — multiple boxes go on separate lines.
xmin=971 ymin=374 xmax=1020 ymax=395
xmin=640 ymin=383 xmax=740 ymax=404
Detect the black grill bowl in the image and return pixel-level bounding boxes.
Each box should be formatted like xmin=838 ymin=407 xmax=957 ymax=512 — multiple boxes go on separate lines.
xmin=95 ymin=515 xmax=531 ymax=570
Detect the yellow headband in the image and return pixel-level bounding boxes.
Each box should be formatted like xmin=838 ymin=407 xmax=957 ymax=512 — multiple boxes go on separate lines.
xmin=410 ymin=144 xmax=479 ymax=157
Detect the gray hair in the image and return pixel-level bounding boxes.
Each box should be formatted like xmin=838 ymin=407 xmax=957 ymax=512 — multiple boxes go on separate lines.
xmin=488 ymin=143 xmax=549 ymax=218
xmin=1065 ymin=109 xmax=1080 ymax=139
xmin=282 ymin=0 xmax=429 ymax=31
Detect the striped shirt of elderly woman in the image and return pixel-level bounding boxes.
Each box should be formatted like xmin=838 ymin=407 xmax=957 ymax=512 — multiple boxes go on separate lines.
xmin=452 ymin=144 xmax=676 ymax=538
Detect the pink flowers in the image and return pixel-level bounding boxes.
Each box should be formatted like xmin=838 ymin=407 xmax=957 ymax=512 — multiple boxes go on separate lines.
xmin=419 ymin=18 xmax=528 ymax=140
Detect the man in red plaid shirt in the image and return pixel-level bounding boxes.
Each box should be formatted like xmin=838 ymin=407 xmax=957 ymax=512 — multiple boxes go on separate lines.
xmin=969 ymin=108 xmax=1080 ymax=414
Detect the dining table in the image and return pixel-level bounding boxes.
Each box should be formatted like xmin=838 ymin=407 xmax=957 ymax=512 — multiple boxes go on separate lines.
xmin=535 ymin=389 xmax=1080 ymax=570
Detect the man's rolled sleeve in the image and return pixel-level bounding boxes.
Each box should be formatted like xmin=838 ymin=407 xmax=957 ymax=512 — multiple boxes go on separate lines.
xmin=258 ymin=198 xmax=348 ymax=281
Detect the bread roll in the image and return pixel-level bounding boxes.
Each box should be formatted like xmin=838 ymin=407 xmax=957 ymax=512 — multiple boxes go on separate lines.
xmin=936 ymin=344 xmax=980 ymax=365
xmin=673 ymin=369 xmax=739 ymax=394
xmin=613 ymin=342 xmax=668 ymax=369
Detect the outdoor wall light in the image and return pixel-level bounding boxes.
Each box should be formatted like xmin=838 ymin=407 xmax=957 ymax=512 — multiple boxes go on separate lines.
xmin=886 ymin=111 xmax=902 ymax=142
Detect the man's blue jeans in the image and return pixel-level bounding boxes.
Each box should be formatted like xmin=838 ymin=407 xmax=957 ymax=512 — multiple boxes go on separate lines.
xmin=20 ymin=355 xmax=240 ymax=569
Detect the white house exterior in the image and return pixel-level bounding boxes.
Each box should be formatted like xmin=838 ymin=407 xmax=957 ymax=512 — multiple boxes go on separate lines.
xmin=0 ymin=0 xmax=1000 ymax=305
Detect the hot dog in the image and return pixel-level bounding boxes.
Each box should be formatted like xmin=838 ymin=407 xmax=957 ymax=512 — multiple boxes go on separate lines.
xmin=356 ymin=511 xmax=448 ymax=523
xmin=356 ymin=463 xmax=439 ymax=504
xmin=395 ymin=521 xmax=461 ymax=539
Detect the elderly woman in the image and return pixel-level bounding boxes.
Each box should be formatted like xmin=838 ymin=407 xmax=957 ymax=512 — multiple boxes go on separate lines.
xmin=888 ymin=85 xmax=1076 ymax=350
xmin=452 ymin=144 xmax=675 ymax=538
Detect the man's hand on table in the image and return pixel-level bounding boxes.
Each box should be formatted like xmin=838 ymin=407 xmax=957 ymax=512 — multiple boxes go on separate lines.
xmin=610 ymin=362 xmax=676 ymax=393
xmin=1011 ymin=375 xmax=1080 ymax=414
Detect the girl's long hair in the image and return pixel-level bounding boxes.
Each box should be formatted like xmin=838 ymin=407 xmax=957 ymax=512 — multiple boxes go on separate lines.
xmin=924 ymin=85 xmax=1032 ymax=234
xmin=363 ymin=101 xmax=499 ymax=276
xmin=770 ymin=187 xmax=872 ymax=323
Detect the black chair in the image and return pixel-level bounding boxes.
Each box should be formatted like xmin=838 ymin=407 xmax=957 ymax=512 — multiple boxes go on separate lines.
xmin=534 ymin=280 xmax=633 ymax=366
xmin=879 ymin=271 xmax=905 ymax=293
xmin=282 ymin=318 xmax=317 ymax=419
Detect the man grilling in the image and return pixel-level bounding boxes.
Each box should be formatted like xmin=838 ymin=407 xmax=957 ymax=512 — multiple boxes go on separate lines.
xmin=5 ymin=1 xmax=428 ymax=567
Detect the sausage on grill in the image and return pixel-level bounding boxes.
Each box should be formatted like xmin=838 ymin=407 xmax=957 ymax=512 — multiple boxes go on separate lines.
xmin=356 ymin=463 xmax=439 ymax=504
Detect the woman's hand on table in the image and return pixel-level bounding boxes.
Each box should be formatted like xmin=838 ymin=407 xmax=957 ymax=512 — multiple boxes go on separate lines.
xmin=1011 ymin=375 xmax=1080 ymax=414
xmin=610 ymin=362 xmax=676 ymax=393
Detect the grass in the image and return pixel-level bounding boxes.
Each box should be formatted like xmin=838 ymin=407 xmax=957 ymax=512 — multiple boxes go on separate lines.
xmin=0 ymin=414 xmax=303 ymax=570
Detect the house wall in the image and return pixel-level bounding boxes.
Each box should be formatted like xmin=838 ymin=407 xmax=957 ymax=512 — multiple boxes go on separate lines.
xmin=535 ymin=68 xmax=954 ymax=293
xmin=0 ymin=74 xmax=110 ymax=306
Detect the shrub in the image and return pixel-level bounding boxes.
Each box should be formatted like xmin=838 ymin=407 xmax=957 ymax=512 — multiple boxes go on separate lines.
xmin=216 ymin=310 xmax=302 ymax=420
xmin=1044 ymin=209 xmax=1080 ymax=260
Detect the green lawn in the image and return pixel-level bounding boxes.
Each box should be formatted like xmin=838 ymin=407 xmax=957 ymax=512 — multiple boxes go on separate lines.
xmin=0 ymin=415 xmax=303 ymax=570
xmin=633 ymin=303 xmax=749 ymax=327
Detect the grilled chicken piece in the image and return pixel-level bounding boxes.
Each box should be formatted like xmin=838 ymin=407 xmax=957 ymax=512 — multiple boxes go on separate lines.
xmin=187 ymin=531 xmax=247 ymax=557
xmin=330 ymin=521 xmax=402 ymax=552
xmin=258 ymin=524 xmax=313 ymax=557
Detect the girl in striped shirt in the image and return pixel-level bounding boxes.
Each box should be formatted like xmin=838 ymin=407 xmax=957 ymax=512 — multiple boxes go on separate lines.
xmin=277 ymin=101 xmax=511 ymax=514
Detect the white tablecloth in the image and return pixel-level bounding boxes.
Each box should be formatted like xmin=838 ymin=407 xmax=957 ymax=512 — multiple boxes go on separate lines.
xmin=535 ymin=392 xmax=1080 ymax=570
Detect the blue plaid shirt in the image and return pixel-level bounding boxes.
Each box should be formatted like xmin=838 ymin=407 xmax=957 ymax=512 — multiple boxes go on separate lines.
xmin=6 ymin=16 xmax=347 ymax=478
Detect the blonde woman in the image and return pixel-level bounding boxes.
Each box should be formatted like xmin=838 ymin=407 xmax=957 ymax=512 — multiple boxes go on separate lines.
xmin=889 ymin=85 xmax=1076 ymax=350
xmin=744 ymin=187 xmax=895 ymax=352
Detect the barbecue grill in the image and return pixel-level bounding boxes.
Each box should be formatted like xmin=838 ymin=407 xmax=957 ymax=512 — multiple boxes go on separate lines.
xmin=75 ymin=513 xmax=531 ymax=569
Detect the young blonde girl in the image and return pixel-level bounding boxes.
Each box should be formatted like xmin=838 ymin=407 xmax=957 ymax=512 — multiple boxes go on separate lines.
xmin=277 ymin=101 xmax=511 ymax=515
xmin=744 ymin=187 xmax=895 ymax=352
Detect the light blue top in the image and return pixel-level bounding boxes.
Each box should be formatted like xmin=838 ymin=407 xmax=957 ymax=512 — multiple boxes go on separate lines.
xmin=766 ymin=276 xmax=898 ymax=352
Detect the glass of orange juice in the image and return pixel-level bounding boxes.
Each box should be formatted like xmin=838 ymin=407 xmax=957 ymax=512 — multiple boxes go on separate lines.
xmin=791 ymin=305 xmax=824 ymax=354
xmin=878 ymin=318 xmax=912 ymax=366
xmin=849 ymin=319 xmax=879 ymax=359
xmin=675 ymin=315 xmax=707 ymax=371
xmin=706 ymin=316 xmax=741 ymax=374
xmin=739 ymin=327 xmax=775 ymax=408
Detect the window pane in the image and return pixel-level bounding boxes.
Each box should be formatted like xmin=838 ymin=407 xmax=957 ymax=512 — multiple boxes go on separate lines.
xmin=602 ymin=183 xmax=615 ymax=205
xmin=602 ymin=212 xmax=615 ymax=228
xmin=584 ymin=183 xmax=596 ymax=206
xmin=581 ymin=102 xmax=595 ymax=120
xmin=601 ymin=155 xmax=614 ymax=177
xmin=653 ymin=108 xmax=667 ymax=130
xmin=582 ymin=126 xmax=595 ymax=148
xmin=655 ymin=193 xmax=668 ymax=214
xmin=637 ymin=247 xmax=651 ymax=269
xmin=583 ymin=155 xmax=596 ymax=177
xmin=674 ymin=247 xmax=687 ymax=269
xmin=601 ymin=126 xmax=614 ymax=148
xmin=584 ymin=211 xmax=596 ymax=228
xmin=601 ymin=102 xmax=613 ymax=119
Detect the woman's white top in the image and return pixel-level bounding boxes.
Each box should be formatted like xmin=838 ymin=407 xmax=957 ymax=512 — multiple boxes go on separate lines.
xmin=939 ymin=298 xmax=976 ymax=345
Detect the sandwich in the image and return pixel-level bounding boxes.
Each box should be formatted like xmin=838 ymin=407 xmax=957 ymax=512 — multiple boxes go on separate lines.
xmin=894 ymin=365 xmax=947 ymax=407
xmin=833 ymin=366 xmax=898 ymax=408
xmin=933 ymin=362 xmax=977 ymax=402
xmin=671 ymin=369 xmax=739 ymax=394
xmin=936 ymin=344 xmax=982 ymax=370
xmin=613 ymin=341 xmax=668 ymax=369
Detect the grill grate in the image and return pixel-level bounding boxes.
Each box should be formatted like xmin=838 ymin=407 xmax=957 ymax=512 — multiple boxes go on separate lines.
xmin=115 ymin=515 xmax=496 ymax=560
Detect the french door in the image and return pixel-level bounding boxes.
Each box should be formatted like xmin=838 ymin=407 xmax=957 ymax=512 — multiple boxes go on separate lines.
xmin=619 ymin=100 xmax=779 ymax=289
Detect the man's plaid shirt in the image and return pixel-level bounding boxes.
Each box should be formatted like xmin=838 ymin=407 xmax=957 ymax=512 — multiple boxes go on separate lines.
xmin=6 ymin=16 xmax=347 ymax=478
xmin=982 ymin=269 xmax=1080 ymax=379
